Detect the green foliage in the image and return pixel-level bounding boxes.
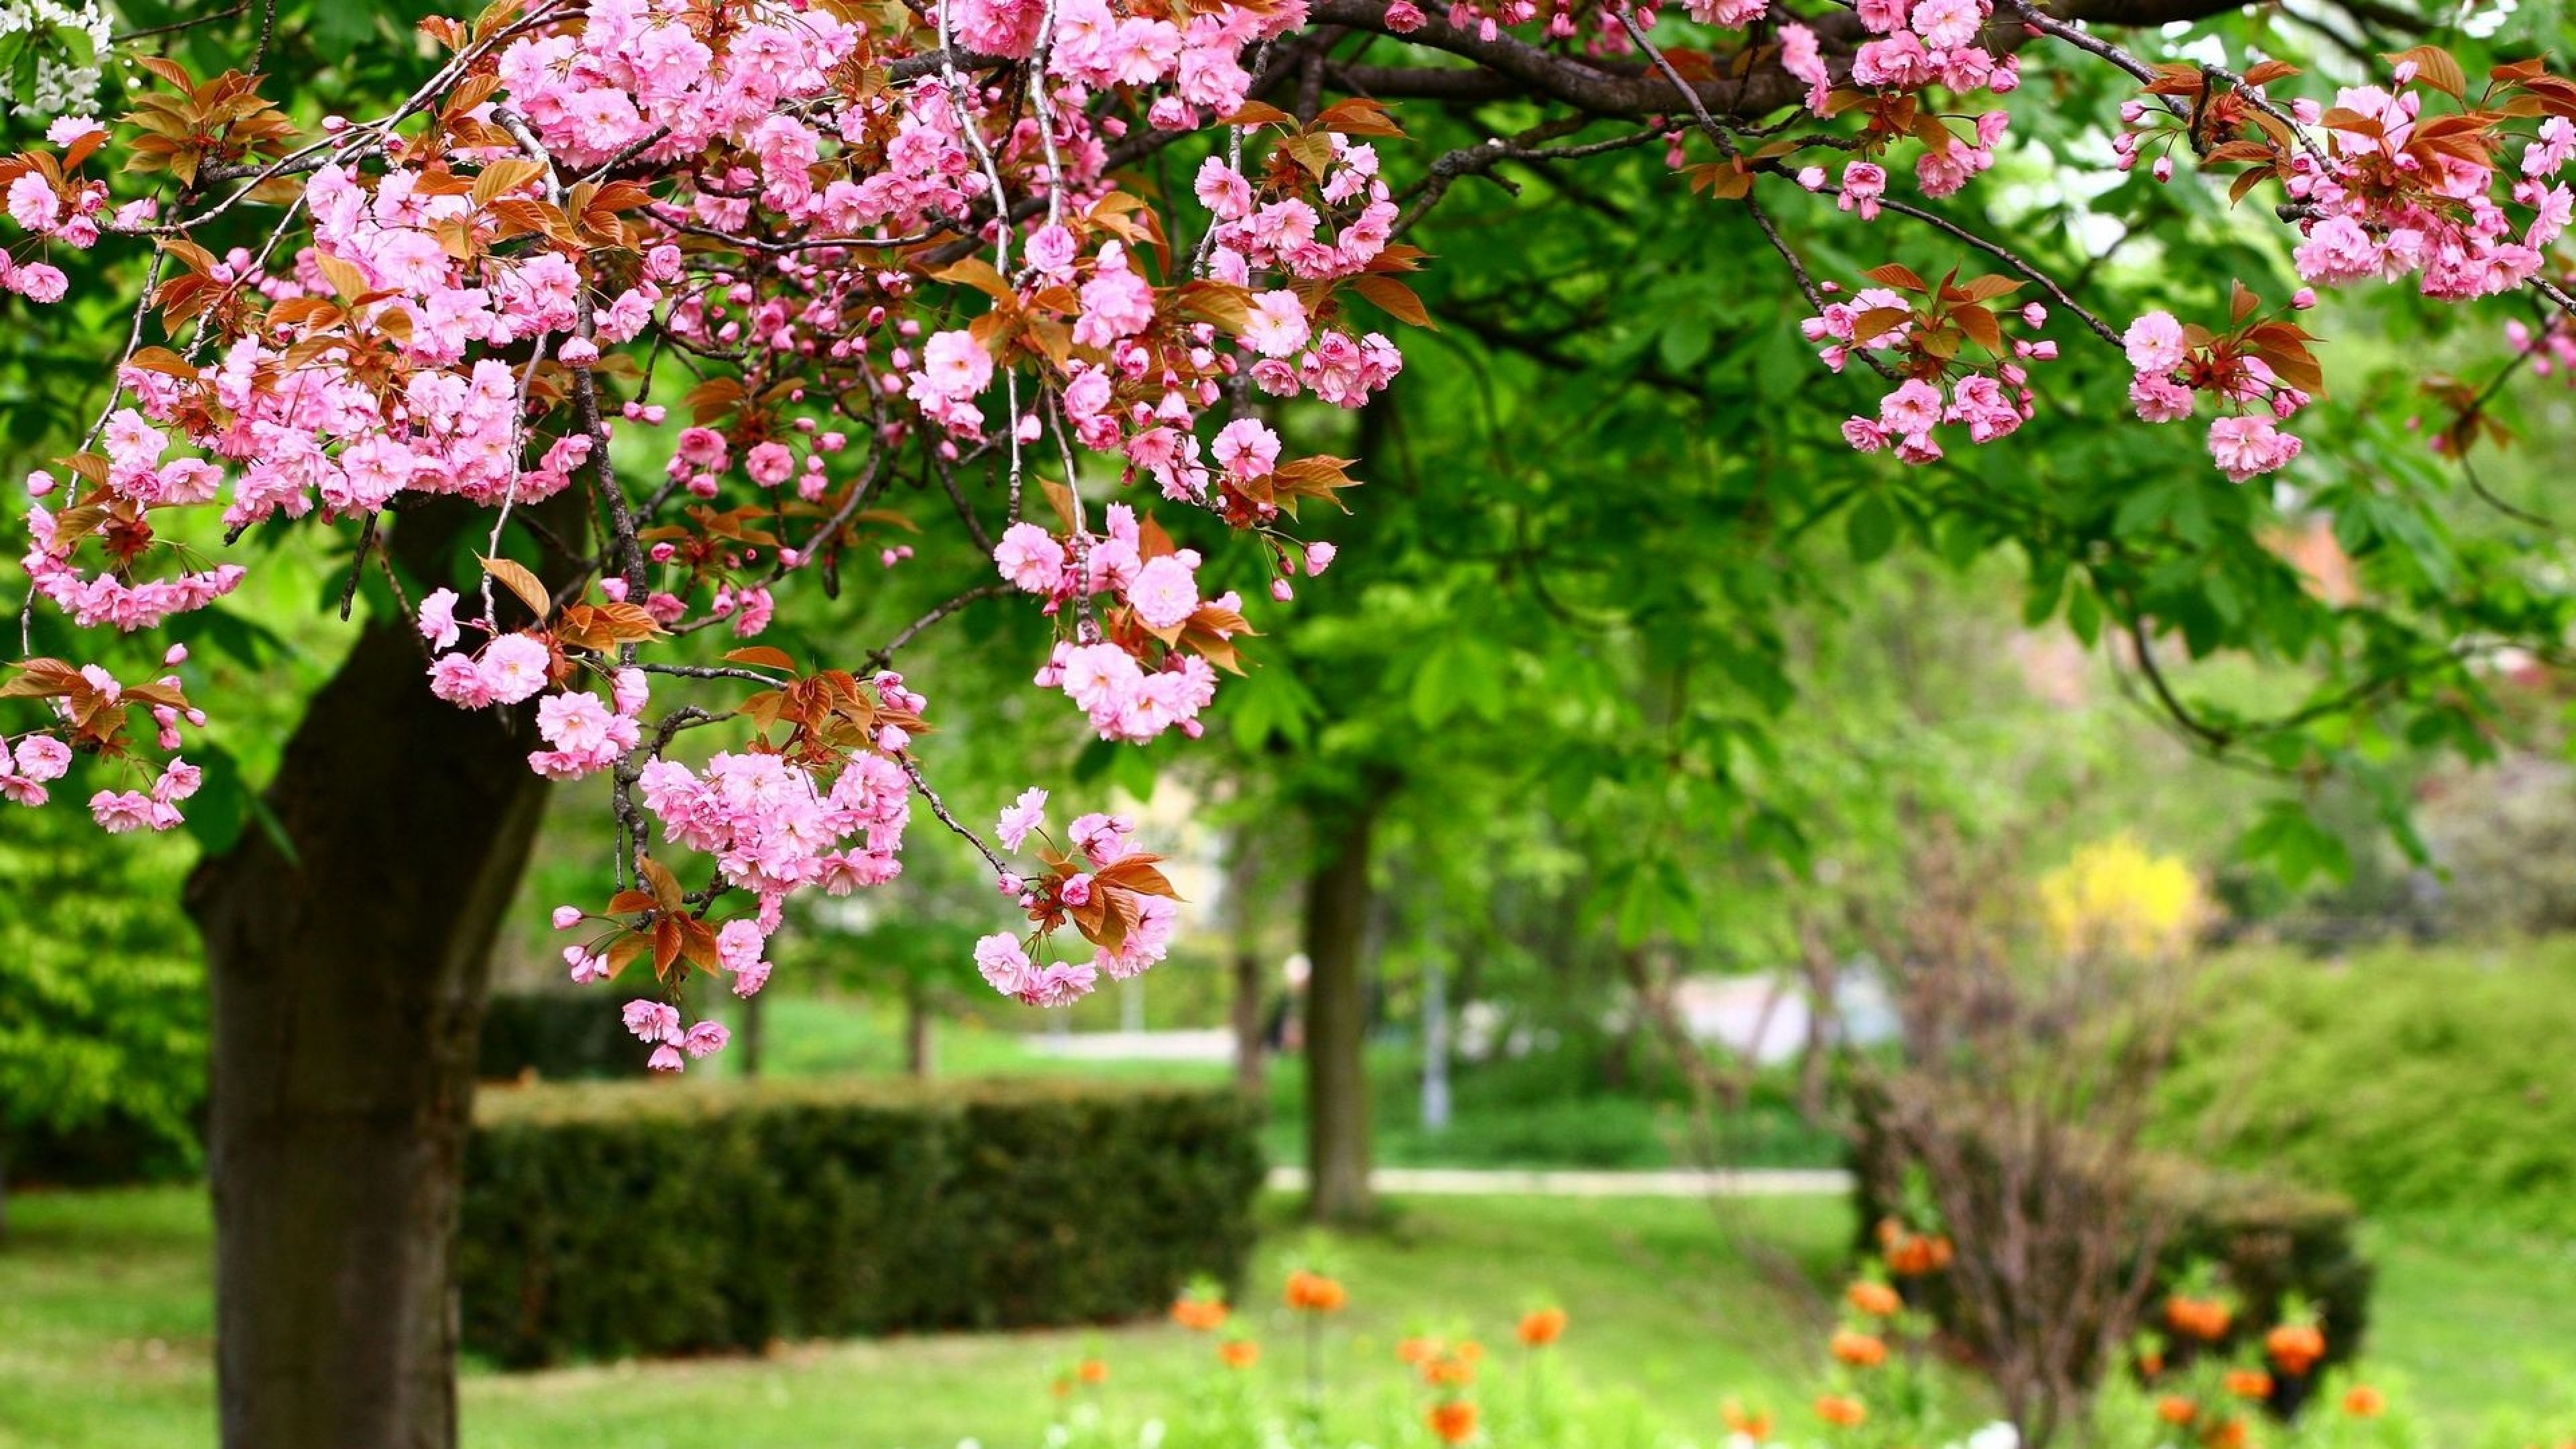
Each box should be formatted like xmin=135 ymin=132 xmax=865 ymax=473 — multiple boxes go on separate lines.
xmin=2161 ymin=941 xmax=2576 ymax=1234
xmin=457 ymin=1077 xmax=1266 ymax=1366
xmin=0 ymin=804 xmax=203 ymax=1185
xmin=1853 ymin=1131 xmax=2373 ymax=1380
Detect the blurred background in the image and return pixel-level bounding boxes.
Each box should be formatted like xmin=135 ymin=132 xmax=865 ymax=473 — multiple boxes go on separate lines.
xmin=10 ymin=3 xmax=2576 ymax=1449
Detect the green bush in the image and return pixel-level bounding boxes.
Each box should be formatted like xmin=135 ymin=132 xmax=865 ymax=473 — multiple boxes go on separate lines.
xmin=475 ymin=991 xmax=650 ymax=1082
xmin=2159 ymin=940 xmax=2576 ymax=1234
xmin=458 ymin=1075 xmax=1265 ymax=1366
xmin=1854 ymin=1118 xmax=2373 ymax=1385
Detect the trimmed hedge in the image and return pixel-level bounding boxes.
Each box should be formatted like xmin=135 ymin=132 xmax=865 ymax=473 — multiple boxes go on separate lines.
xmin=475 ymin=991 xmax=649 ymax=1082
xmin=1853 ymin=1114 xmax=2373 ymax=1389
xmin=459 ymin=1075 xmax=1265 ymax=1366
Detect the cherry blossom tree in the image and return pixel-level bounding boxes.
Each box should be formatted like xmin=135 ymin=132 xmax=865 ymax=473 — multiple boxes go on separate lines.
xmin=7 ymin=0 xmax=2576 ymax=1441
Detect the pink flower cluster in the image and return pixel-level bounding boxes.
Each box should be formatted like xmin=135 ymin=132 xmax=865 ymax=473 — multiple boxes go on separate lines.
xmin=1807 ymin=288 xmax=2053 ymax=464
xmin=973 ymin=795 xmax=1177 ymax=1007
xmin=2121 ymin=309 xmax=2310 ymax=482
xmin=0 ymin=118 xmax=107 ymax=304
xmin=1776 ymin=0 xmax=2021 ymax=200
xmin=996 ymin=504 xmax=1238 ymax=743
xmin=2285 ymin=80 xmax=2567 ymax=301
xmin=636 ymin=737 xmax=915 ymax=900
xmin=619 ymin=998 xmax=731 ymax=1073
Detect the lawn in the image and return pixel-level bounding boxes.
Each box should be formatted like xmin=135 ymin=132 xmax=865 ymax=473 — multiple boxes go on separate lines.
xmin=11 ymin=1181 xmax=2576 ymax=1448
xmin=0 ymin=1185 xmax=1862 ymax=1449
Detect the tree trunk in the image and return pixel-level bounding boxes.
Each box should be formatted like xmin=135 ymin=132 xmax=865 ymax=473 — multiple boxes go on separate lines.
xmin=185 ymin=506 xmax=551 ymax=1449
xmin=904 ymin=977 xmax=934 ymax=1079
xmin=1301 ymin=801 xmax=1377 ymax=1224
xmin=1226 ymin=830 xmax=1265 ymax=1097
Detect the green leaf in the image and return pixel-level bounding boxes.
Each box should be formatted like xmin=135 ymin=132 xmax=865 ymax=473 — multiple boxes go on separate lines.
xmin=1846 ymin=494 xmax=1898 ymax=564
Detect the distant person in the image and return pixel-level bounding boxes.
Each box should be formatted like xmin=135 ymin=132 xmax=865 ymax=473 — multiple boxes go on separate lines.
xmin=1265 ymin=952 xmax=1311 ymax=1053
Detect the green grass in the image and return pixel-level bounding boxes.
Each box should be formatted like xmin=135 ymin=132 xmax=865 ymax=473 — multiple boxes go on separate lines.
xmin=2357 ymin=1212 xmax=2576 ymax=1435
xmin=11 ymin=1185 xmax=2576 ymax=1444
xmin=0 ymin=1185 xmax=1859 ymax=1449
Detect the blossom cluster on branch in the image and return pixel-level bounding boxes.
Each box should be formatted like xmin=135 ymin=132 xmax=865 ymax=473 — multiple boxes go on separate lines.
xmin=4 ymin=0 xmax=2573 ymax=1063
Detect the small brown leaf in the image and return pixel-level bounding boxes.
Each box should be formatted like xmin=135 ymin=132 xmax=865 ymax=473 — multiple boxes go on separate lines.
xmin=478 ymin=555 xmax=552 ymax=620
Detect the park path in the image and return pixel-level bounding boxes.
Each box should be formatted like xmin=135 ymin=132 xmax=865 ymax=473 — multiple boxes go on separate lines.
xmin=1262 ymin=1166 xmax=1851 ymax=1197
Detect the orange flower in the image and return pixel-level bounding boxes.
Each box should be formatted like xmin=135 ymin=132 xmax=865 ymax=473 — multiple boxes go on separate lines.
xmin=2264 ymin=1322 xmax=2325 ymax=1376
xmin=1285 ymin=1269 xmax=1346 ymax=1313
xmin=1829 ymin=1330 xmax=1890 ymax=1368
xmin=2343 ymin=1385 xmax=2386 ymax=1418
xmin=2223 ymin=1368 xmax=2273 ymax=1401
xmin=2165 ymin=1295 xmax=2233 ymax=1342
xmin=1878 ymin=1224 xmax=1955 ymax=1277
xmin=2202 ymin=1417 xmax=2248 ymax=1449
xmin=2139 ymin=1349 xmax=2167 ymax=1377
xmin=1846 ymin=1281 xmax=1903 ymax=1317
xmin=1723 ymin=1399 xmax=1776 ymax=1442
xmin=1077 ymin=1358 xmax=1108 ymax=1385
xmin=2157 ymin=1396 xmax=2200 ymax=1426
xmin=1171 ymin=1297 xmax=1229 ymax=1332
xmin=1427 ymin=1400 xmax=1481 ymax=1445
xmin=1397 ymin=1336 xmax=1443 ymax=1366
xmin=1519 ymin=1307 xmax=1568 ymax=1346
xmin=1219 ymin=1339 xmax=1261 ymax=1370
xmin=1423 ymin=1352 xmax=1478 ymax=1389
xmin=1815 ymin=1394 xmax=1868 ymax=1428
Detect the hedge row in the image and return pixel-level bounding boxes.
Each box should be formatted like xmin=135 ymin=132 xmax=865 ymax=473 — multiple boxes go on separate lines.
xmin=1853 ymin=1109 xmax=2373 ymax=1389
xmin=475 ymin=991 xmax=651 ymax=1082
xmin=458 ymin=1075 xmax=1266 ymax=1366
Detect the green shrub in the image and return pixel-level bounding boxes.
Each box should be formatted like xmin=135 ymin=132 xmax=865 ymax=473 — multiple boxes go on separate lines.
xmin=458 ymin=1075 xmax=1265 ymax=1365
xmin=1853 ymin=1120 xmax=2373 ymax=1384
xmin=475 ymin=991 xmax=650 ymax=1082
xmin=2159 ymin=941 xmax=2576 ymax=1234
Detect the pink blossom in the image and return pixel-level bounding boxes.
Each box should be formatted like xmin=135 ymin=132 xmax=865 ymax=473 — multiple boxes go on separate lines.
xmin=1839 ymin=163 xmax=1888 ymax=221
xmin=478 ymin=633 xmax=553 ymax=704
xmin=90 ymin=790 xmax=159 ymax=833
xmin=2122 ymin=312 xmax=2188 ymax=374
xmin=1212 ymin=419 xmax=1281 ymax=477
xmin=2129 ymin=374 xmax=2196 ymax=423
xmin=994 ymin=523 xmax=1068 ymax=592
xmin=2207 ymin=414 xmax=2302 ymax=482
xmin=623 ymin=998 xmax=682 ymax=1043
xmin=418 ymin=588 xmax=462 ymax=651
xmin=998 ymin=786 xmax=1048 ymax=850
xmin=1128 ymin=555 xmax=1200 ymax=630
xmin=13 ymin=736 xmax=71 ymax=782
xmin=1878 ymin=379 xmax=1944 ymax=435
xmin=1242 ymin=291 xmax=1311 ymax=358
xmin=745 ymin=441 xmax=796 ymax=486
xmin=975 ymin=932 xmax=1037 ymax=996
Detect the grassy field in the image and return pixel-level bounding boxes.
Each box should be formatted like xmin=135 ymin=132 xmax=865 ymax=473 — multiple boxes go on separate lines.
xmin=0 ymin=1186 xmax=1864 ymax=1449
xmin=10 ymin=1181 xmax=2576 ymax=1446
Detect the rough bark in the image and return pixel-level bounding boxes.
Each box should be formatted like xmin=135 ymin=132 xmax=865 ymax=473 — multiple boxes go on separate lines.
xmin=1301 ymin=800 xmax=1377 ymax=1224
xmin=185 ymin=504 xmax=551 ymax=1449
